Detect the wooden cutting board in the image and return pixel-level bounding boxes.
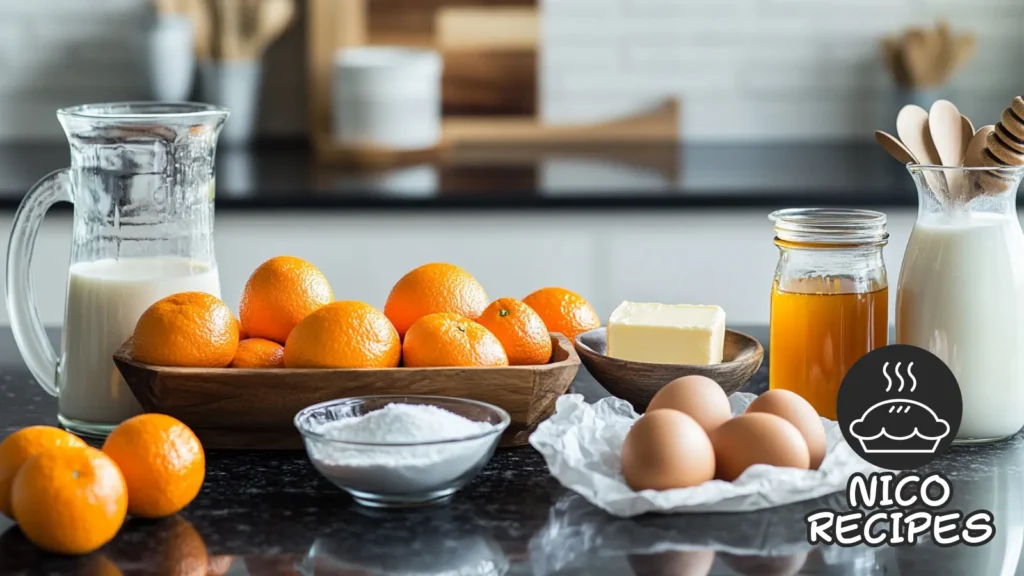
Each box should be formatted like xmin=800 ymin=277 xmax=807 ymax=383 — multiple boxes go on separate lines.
xmin=368 ymin=0 xmax=532 ymax=43
xmin=367 ymin=1 xmax=538 ymax=116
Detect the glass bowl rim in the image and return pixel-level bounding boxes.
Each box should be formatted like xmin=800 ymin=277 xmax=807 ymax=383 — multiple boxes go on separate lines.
xmin=293 ymin=394 xmax=511 ymax=447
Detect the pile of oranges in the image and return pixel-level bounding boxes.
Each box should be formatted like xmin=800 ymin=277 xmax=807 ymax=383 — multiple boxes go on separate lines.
xmin=131 ymin=258 xmax=601 ymax=369
xmin=0 ymin=415 xmax=205 ymax=555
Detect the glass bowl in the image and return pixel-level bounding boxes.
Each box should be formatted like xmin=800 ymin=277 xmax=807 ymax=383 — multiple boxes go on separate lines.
xmin=294 ymin=395 xmax=510 ymax=508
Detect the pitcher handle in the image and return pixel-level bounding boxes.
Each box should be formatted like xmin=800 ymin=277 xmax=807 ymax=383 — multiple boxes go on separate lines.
xmin=5 ymin=169 xmax=72 ymax=397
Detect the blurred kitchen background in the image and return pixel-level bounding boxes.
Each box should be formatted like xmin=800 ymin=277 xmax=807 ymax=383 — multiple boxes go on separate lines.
xmin=0 ymin=0 xmax=1020 ymax=326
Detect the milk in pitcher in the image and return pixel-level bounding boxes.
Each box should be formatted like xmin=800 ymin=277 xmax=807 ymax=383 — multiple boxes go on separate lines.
xmin=58 ymin=257 xmax=221 ymax=425
xmin=896 ymin=212 xmax=1024 ymax=440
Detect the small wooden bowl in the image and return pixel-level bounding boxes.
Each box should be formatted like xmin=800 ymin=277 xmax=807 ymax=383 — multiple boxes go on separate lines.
xmin=574 ymin=327 xmax=764 ymax=412
xmin=113 ymin=333 xmax=580 ymax=450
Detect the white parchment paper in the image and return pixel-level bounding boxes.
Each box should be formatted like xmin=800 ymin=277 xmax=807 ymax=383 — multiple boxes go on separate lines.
xmin=529 ymin=393 xmax=878 ymax=517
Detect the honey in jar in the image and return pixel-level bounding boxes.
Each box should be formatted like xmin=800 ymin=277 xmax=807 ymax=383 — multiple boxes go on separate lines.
xmin=767 ymin=209 xmax=889 ymax=419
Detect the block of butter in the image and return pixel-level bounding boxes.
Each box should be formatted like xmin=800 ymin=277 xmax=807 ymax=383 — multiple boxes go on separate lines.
xmin=607 ymin=302 xmax=726 ymax=365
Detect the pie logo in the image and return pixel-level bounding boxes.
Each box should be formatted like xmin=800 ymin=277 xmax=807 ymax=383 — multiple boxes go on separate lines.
xmin=837 ymin=345 xmax=962 ymax=470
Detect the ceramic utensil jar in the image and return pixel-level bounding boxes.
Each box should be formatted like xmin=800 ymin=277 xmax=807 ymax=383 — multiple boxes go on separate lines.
xmin=897 ymin=165 xmax=1024 ymax=443
xmin=5 ymin=102 xmax=228 ymax=438
xmin=768 ymin=209 xmax=890 ymax=419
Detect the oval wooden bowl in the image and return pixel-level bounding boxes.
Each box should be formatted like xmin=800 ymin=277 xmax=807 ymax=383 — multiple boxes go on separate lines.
xmin=113 ymin=333 xmax=580 ymax=450
xmin=574 ymin=327 xmax=763 ymax=413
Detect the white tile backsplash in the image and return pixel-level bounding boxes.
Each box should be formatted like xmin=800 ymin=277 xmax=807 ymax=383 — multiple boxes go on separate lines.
xmin=0 ymin=0 xmax=1016 ymax=143
xmin=0 ymin=0 xmax=151 ymax=139
xmin=0 ymin=0 xmax=306 ymax=140
xmin=542 ymin=0 xmax=1024 ymax=140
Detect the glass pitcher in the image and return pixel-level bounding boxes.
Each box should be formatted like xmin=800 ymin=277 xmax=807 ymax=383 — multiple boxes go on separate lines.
xmin=896 ymin=164 xmax=1024 ymax=444
xmin=5 ymin=102 xmax=228 ymax=438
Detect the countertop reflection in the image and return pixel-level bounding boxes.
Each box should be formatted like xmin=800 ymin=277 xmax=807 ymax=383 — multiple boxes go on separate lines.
xmin=0 ymin=141 xmax=941 ymax=211
xmin=1 ymin=326 xmax=1023 ymax=575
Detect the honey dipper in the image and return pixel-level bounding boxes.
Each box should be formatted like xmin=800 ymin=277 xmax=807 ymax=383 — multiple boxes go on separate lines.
xmin=974 ymin=96 xmax=1024 ymax=193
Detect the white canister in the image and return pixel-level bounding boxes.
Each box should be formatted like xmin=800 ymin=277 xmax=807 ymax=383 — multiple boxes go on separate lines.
xmin=146 ymin=14 xmax=196 ymax=102
xmin=331 ymin=47 xmax=443 ymax=150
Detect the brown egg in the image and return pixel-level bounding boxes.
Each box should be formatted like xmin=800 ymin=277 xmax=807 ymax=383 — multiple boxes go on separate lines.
xmin=647 ymin=375 xmax=732 ymax=432
xmin=621 ymin=409 xmax=716 ymax=491
xmin=709 ymin=413 xmax=810 ymax=481
xmin=747 ymin=389 xmax=827 ymax=469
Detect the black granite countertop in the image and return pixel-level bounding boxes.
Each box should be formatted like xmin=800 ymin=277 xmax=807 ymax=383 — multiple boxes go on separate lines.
xmin=2 ymin=326 xmax=1023 ymax=575
xmin=0 ymin=141 xmax=956 ymax=212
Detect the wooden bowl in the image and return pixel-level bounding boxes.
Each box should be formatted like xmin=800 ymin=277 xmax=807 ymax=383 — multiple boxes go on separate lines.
xmin=574 ymin=327 xmax=764 ymax=412
xmin=113 ymin=333 xmax=580 ymax=450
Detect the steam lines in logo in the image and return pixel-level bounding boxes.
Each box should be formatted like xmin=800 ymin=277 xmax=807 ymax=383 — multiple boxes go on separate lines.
xmin=881 ymin=361 xmax=915 ymax=392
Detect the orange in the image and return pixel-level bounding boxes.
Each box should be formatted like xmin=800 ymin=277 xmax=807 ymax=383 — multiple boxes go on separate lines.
xmin=102 ymin=414 xmax=205 ymax=519
xmin=11 ymin=445 xmax=127 ymax=555
xmin=239 ymin=256 xmax=333 ymax=344
xmin=0 ymin=426 xmax=88 ymax=519
xmin=478 ymin=298 xmax=553 ymax=365
xmin=230 ymin=338 xmax=285 ymax=368
xmin=384 ymin=263 xmax=489 ymax=338
xmin=522 ymin=287 xmax=601 ymax=341
xmin=403 ymin=313 xmax=508 ymax=368
xmin=284 ymin=301 xmax=401 ymax=369
xmin=131 ymin=292 xmax=239 ymax=368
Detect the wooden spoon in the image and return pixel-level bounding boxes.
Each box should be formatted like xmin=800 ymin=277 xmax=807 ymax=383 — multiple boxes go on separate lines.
xmin=185 ymin=0 xmax=213 ymax=60
xmin=961 ymin=114 xmax=975 ymax=149
xmin=875 ymin=130 xmax=918 ymax=164
xmin=929 ymin=100 xmax=967 ymax=167
xmin=897 ymin=104 xmax=940 ymax=165
xmin=244 ymin=0 xmax=295 ymax=57
xmin=902 ymin=29 xmax=931 ymax=88
xmin=964 ymin=125 xmax=995 ymax=167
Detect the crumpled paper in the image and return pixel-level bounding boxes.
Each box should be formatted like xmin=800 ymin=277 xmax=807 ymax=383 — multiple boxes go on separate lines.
xmin=529 ymin=393 xmax=877 ymax=517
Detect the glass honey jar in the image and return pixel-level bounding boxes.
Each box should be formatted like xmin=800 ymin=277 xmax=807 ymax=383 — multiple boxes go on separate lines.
xmin=768 ymin=208 xmax=889 ymax=419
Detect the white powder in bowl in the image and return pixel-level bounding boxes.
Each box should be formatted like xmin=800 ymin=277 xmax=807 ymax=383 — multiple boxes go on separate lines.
xmin=321 ymin=403 xmax=494 ymax=443
xmin=305 ymin=403 xmax=500 ymax=495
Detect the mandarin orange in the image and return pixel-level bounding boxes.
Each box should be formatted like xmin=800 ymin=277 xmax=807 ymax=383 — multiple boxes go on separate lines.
xmin=522 ymin=287 xmax=600 ymax=341
xmin=230 ymin=338 xmax=285 ymax=368
xmin=131 ymin=292 xmax=239 ymax=367
xmin=477 ymin=298 xmax=552 ymax=365
xmin=403 ymin=313 xmax=508 ymax=368
xmin=239 ymin=256 xmax=333 ymax=343
xmin=0 ymin=426 xmax=87 ymax=518
xmin=284 ymin=301 xmax=401 ymax=369
xmin=11 ymin=446 xmax=127 ymax=555
xmin=102 ymin=414 xmax=205 ymax=519
xmin=384 ymin=263 xmax=488 ymax=338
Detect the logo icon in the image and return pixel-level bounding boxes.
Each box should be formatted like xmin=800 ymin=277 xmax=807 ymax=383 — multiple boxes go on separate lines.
xmin=838 ymin=345 xmax=962 ymax=470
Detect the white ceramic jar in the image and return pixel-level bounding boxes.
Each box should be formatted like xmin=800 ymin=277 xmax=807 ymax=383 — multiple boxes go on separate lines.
xmin=331 ymin=47 xmax=443 ymax=150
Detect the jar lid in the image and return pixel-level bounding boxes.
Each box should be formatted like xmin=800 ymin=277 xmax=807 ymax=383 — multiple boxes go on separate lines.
xmin=768 ymin=208 xmax=888 ymax=245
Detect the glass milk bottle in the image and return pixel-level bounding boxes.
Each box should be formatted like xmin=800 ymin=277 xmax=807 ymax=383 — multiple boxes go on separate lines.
xmin=896 ymin=164 xmax=1024 ymax=443
xmin=5 ymin=103 xmax=228 ymax=438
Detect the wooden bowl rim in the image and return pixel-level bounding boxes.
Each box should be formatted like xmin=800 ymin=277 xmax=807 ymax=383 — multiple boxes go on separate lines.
xmin=573 ymin=326 xmax=764 ymax=371
xmin=114 ymin=332 xmax=581 ymax=374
